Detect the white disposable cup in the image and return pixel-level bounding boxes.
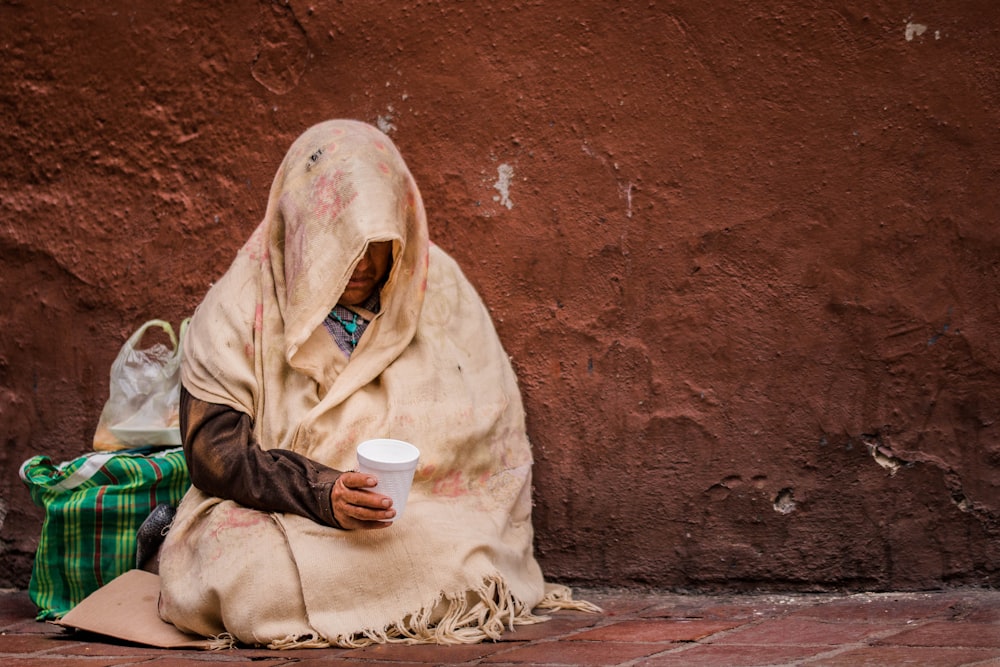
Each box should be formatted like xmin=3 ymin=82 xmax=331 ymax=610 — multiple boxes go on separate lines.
xmin=356 ymin=438 xmax=420 ymax=521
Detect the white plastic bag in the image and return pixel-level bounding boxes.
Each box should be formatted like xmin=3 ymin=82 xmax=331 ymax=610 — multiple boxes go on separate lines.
xmin=92 ymin=319 xmax=189 ymax=451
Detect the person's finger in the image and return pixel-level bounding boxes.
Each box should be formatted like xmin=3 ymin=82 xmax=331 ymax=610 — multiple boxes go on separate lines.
xmin=335 ymin=502 xmax=394 ymax=529
xmin=346 ymin=504 xmax=396 ymax=523
xmin=332 ymin=475 xmax=395 ymax=529
xmin=339 ymin=471 xmax=379 ymax=490
xmin=336 ymin=473 xmax=393 ymax=510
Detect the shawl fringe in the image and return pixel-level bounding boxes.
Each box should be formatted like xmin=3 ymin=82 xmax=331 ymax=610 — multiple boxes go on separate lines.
xmin=266 ymin=574 xmax=596 ymax=650
xmin=206 ymin=633 xmax=237 ymax=650
xmin=537 ymin=584 xmax=604 ymax=614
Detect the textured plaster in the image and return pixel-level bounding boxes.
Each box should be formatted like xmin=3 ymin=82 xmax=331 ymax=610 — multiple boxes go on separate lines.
xmin=1 ymin=1 xmax=998 ymax=591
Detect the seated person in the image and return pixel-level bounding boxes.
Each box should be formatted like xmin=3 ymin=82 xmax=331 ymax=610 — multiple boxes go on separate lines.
xmin=156 ymin=119 xmax=592 ymax=648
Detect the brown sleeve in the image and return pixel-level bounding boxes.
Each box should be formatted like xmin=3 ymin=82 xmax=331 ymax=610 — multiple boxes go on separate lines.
xmin=179 ymin=385 xmax=343 ymax=529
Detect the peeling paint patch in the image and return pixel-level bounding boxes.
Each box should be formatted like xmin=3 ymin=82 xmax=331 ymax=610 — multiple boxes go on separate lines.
xmin=905 ymin=22 xmax=927 ymax=41
xmin=620 ymin=181 xmax=634 ymax=218
xmin=773 ymin=488 xmax=796 ymax=514
xmin=493 ymin=163 xmax=514 ymax=209
xmin=376 ymin=107 xmax=397 ymax=134
xmin=866 ymin=441 xmax=905 ymax=475
xmin=953 ymin=494 xmax=972 ymax=513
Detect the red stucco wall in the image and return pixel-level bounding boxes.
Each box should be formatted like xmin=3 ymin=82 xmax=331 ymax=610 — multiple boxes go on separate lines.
xmin=2 ymin=1 xmax=998 ymax=590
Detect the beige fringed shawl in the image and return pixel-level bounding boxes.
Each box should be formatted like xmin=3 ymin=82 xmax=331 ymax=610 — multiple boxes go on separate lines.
xmin=157 ymin=120 xmax=594 ymax=648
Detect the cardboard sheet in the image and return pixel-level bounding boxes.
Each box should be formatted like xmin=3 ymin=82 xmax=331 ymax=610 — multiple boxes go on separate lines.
xmin=55 ymin=569 xmax=215 ymax=649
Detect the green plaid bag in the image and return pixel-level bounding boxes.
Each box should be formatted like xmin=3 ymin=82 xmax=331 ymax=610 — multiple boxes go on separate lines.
xmin=19 ymin=447 xmax=190 ymax=620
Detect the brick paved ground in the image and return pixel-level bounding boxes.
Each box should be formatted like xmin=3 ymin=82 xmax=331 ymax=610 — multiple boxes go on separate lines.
xmin=1 ymin=586 xmax=998 ymax=666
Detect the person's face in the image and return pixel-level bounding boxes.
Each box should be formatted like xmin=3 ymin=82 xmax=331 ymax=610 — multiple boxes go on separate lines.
xmin=338 ymin=241 xmax=392 ymax=306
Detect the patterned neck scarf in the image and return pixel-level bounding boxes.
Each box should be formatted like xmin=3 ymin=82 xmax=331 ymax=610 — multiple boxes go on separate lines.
xmin=323 ymin=290 xmax=381 ymax=356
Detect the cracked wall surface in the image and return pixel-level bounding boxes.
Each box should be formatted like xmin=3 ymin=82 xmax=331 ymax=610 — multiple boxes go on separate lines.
xmin=1 ymin=1 xmax=998 ymax=591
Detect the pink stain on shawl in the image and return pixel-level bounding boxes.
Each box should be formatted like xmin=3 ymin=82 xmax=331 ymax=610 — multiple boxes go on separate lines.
xmin=420 ymin=250 xmax=429 ymax=293
xmin=279 ymin=192 xmax=307 ymax=289
xmin=223 ymin=505 xmax=269 ymax=528
xmin=432 ymin=470 xmax=468 ymax=497
xmin=310 ymin=170 xmax=358 ymax=223
xmin=240 ymin=224 xmax=270 ymax=263
xmin=285 ymin=222 xmax=307 ymax=289
xmin=209 ymin=504 xmax=271 ymax=546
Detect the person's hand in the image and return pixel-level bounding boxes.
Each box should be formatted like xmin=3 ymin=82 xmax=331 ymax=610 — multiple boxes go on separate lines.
xmin=331 ymin=471 xmax=395 ymax=530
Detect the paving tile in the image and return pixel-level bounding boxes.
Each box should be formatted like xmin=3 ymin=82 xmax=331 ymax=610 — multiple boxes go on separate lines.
xmin=577 ymin=591 xmax=657 ymax=617
xmin=709 ymin=617 xmax=892 ymax=645
xmin=639 ymin=594 xmax=833 ymax=622
xmin=0 ymin=592 xmax=39 ymax=628
xmin=2 ymin=588 xmax=998 ymax=666
xmin=952 ymin=591 xmax=1000 ymax=623
xmin=495 ymin=613 xmax=602 ymax=641
xmin=806 ymin=645 xmax=1000 ymax=666
xmin=878 ymin=621 xmax=1000 ymax=648
xmin=480 ymin=639 xmax=662 ymax=665
xmin=568 ymin=619 xmax=740 ymax=642
xmin=3 ymin=620 xmax=64 ymax=636
xmin=635 ymin=643 xmax=833 ymax=666
xmin=0 ymin=632 xmax=82 ymax=654
xmin=791 ymin=593 xmax=961 ymax=623
xmin=55 ymin=640 xmax=203 ymax=658
xmin=231 ymin=645 xmax=352 ymax=660
xmin=2 ymin=658 xmax=138 ymax=667
xmin=138 ymin=657 xmax=295 ymax=666
xmin=345 ymin=639 xmax=512 ymax=663
xmin=966 ymin=607 xmax=1000 ymax=623
xmin=294 ymin=659 xmax=420 ymax=667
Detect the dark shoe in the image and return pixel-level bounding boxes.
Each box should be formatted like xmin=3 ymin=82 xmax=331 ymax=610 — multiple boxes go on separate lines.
xmin=135 ymin=503 xmax=176 ymax=570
